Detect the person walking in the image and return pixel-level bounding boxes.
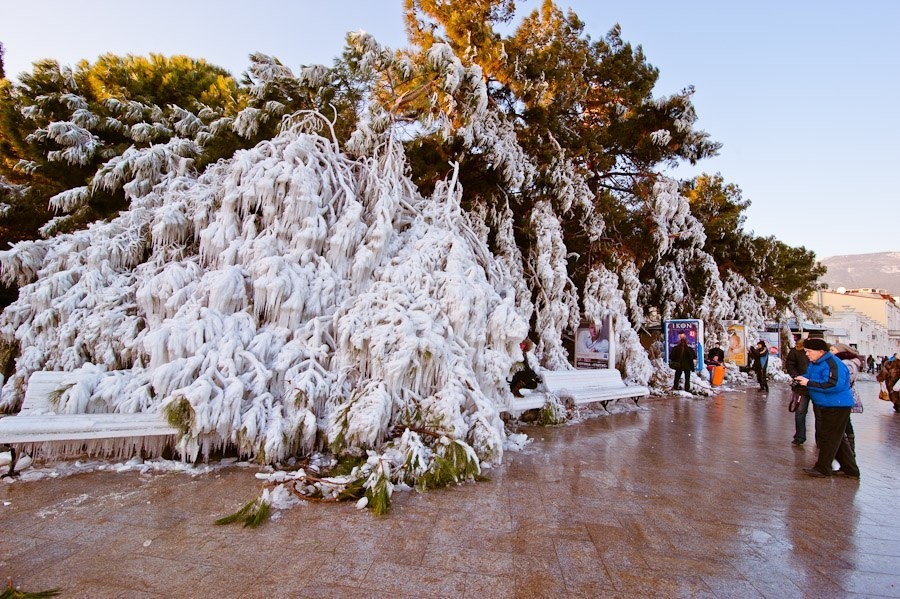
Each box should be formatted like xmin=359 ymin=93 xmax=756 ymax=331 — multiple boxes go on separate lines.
xmin=786 ymin=339 xmax=810 ymax=445
xmin=793 ymin=338 xmax=860 ymax=479
xmin=670 ymin=333 xmax=697 ymax=393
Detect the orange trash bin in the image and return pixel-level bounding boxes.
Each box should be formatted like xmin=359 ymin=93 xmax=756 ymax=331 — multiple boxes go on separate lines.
xmin=712 ymin=365 xmax=726 ymax=386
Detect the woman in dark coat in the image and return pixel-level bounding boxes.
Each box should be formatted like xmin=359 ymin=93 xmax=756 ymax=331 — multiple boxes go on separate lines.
xmin=751 ymin=340 xmax=769 ymax=392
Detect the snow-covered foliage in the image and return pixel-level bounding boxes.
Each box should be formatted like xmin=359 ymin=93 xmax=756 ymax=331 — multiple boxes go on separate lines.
xmin=0 ymin=117 xmax=530 ymax=468
xmin=0 ymin=27 xmax=795 ymax=512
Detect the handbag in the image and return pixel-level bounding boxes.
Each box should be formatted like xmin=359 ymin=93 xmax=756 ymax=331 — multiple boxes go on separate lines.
xmin=788 ymin=393 xmax=802 ymax=413
xmin=879 ymin=381 xmax=891 ymax=401
xmin=851 ymin=387 xmax=864 ymax=414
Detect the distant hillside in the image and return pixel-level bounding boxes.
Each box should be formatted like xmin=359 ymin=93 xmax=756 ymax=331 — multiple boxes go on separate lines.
xmin=820 ymin=252 xmax=900 ymax=295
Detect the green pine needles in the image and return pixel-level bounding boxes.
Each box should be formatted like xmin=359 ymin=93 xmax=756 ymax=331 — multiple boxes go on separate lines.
xmin=418 ymin=438 xmax=481 ymax=491
xmin=537 ymin=398 xmax=567 ymax=425
xmin=163 ymin=396 xmax=195 ymax=435
xmin=214 ymin=498 xmax=270 ymax=528
xmin=364 ymin=467 xmax=393 ymax=516
xmin=1 ymin=581 xmax=61 ymax=598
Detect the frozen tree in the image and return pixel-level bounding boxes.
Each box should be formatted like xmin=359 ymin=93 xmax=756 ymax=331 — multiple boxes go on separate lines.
xmin=0 ymin=2 xmax=829 ymax=516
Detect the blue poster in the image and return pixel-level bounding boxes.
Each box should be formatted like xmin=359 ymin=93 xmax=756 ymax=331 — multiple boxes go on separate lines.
xmin=664 ymin=319 xmax=704 ymax=372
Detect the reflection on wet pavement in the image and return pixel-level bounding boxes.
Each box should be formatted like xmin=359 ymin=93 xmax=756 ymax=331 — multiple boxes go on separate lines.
xmin=2 ymin=379 xmax=898 ymax=597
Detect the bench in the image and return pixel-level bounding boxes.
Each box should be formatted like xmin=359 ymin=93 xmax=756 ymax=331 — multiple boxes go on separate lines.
xmin=0 ymin=371 xmax=178 ymax=472
xmin=506 ymin=368 xmax=650 ymax=416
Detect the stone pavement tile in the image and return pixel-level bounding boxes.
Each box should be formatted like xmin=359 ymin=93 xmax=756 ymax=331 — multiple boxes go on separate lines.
xmin=566 ymin=497 xmax=634 ymax=525
xmin=849 ymin=536 xmax=900 ymax=557
xmin=310 ymin=552 xmax=374 ymax=585
xmin=0 ymin=530 xmax=44 ymax=565
xmin=700 ymin=576 xmax=767 ymax=599
xmin=53 ymin=587 xmax=158 ymax=599
xmin=421 ymin=542 xmax=515 ymax=577
xmin=606 ymin=566 xmax=716 ymax=598
xmin=1 ymin=537 xmax=89 ymax=583
xmin=553 ymin=537 xmax=614 ymax=588
xmin=595 ymin=546 xmax=649 ymax=572
xmin=490 ymin=527 xmax=559 ymax=557
xmin=637 ymin=548 xmax=734 ymax=578
xmin=734 ymin=558 xmax=807 ymax=598
xmin=559 ymin=579 xmax=624 ymax=598
xmin=295 ymin=583 xmax=408 ymax=599
xmin=820 ymin=567 xmax=900 ymax=598
xmin=613 ymin=512 xmax=679 ymax=553
xmin=508 ymin=552 xmax=565 ymax=592
xmin=35 ymin=553 xmax=215 ymax=597
xmin=852 ymin=551 xmax=900 ymax=575
xmin=360 ymin=560 xmax=470 ymax=596
xmin=513 ymin=578 xmax=569 ymax=599
xmin=509 ymin=516 xmax=592 ymax=543
xmin=193 ymin=550 xmax=328 ymax=597
xmin=462 ymin=571 xmax=518 ymax=597
xmin=365 ymin=529 xmax=430 ymax=567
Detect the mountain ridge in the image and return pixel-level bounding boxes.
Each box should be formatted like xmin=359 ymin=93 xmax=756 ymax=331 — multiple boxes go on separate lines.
xmin=820 ymin=251 xmax=900 ymax=295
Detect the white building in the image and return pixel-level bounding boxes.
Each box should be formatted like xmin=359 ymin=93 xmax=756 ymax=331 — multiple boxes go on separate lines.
xmin=812 ymin=288 xmax=900 ymax=358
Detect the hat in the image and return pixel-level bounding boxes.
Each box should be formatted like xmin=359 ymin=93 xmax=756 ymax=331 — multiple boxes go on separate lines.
xmin=803 ymin=338 xmax=829 ymax=351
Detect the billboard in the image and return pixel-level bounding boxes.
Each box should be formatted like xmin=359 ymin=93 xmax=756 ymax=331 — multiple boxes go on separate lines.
xmin=575 ymin=316 xmax=611 ymax=369
xmin=757 ymin=331 xmax=781 ymax=359
xmin=726 ymin=323 xmax=747 ymax=367
xmin=663 ymin=319 xmax=703 ymax=372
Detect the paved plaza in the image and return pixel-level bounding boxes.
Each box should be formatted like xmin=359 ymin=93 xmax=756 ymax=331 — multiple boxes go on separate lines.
xmin=2 ymin=379 xmax=898 ymax=598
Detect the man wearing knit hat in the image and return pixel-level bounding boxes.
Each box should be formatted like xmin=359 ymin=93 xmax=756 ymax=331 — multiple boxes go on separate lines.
xmin=794 ymin=338 xmax=861 ymax=478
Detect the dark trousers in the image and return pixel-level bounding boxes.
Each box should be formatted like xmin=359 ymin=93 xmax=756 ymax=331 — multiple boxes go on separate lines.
xmin=793 ymin=393 xmax=810 ymax=442
xmin=812 ymin=406 xmax=859 ymax=476
xmin=755 ymin=367 xmax=768 ymax=390
xmin=673 ymin=369 xmax=691 ymax=391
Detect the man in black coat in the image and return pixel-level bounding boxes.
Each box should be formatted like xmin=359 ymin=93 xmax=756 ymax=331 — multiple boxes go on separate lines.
xmin=670 ymin=333 xmax=697 ymax=393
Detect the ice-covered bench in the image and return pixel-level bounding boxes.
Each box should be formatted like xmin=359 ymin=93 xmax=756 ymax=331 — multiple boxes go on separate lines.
xmin=506 ymin=368 xmax=650 ymax=416
xmin=0 ymin=371 xmax=178 ymax=471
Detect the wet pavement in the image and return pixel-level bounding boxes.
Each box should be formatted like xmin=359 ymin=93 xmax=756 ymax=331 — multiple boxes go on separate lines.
xmin=2 ymin=378 xmax=898 ymax=598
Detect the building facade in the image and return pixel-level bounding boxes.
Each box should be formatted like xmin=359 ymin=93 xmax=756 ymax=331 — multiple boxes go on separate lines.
xmin=812 ymin=288 xmax=900 ymax=358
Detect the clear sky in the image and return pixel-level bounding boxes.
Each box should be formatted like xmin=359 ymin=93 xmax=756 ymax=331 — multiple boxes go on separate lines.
xmin=2 ymin=1 xmax=898 ymax=260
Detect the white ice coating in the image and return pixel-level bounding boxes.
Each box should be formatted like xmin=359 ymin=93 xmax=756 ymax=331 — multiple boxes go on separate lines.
xmin=0 ymin=119 xmax=527 ymax=464
xmin=0 ymin=33 xmax=784 ymax=469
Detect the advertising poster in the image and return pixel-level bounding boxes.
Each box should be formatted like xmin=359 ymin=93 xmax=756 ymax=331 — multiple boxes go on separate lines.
xmin=663 ymin=319 xmax=703 ymax=372
xmin=726 ymin=323 xmax=747 ymax=367
xmin=758 ymin=331 xmax=781 ymax=359
xmin=575 ymin=316 xmax=611 ymax=369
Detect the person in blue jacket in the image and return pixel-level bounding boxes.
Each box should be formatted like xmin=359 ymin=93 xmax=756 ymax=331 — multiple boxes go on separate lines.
xmin=793 ymin=338 xmax=860 ymax=478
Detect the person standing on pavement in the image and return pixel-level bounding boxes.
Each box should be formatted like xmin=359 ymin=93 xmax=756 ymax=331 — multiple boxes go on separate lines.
xmin=832 ymin=343 xmax=864 ymax=455
xmin=752 ymin=340 xmax=769 ymax=392
xmin=793 ymin=338 xmax=860 ymax=479
xmin=670 ymin=333 xmax=697 ymax=393
xmin=786 ymin=340 xmax=810 ymax=445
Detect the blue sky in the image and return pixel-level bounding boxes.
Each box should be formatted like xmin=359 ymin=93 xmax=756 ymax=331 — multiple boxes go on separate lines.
xmin=2 ymin=1 xmax=897 ymax=259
